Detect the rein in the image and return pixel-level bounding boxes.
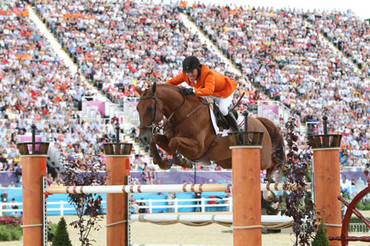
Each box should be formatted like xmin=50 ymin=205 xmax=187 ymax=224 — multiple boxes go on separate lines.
xmin=163 ymin=99 xmax=208 ymax=135
xmin=139 ymin=89 xmax=208 ymax=136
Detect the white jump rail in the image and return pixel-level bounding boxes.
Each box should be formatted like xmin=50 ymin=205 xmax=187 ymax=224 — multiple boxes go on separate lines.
xmin=129 ymin=214 xmax=293 ymax=224
xmin=46 ymin=182 xmax=302 ymax=194
xmin=47 ymin=184 xmax=229 ymax=194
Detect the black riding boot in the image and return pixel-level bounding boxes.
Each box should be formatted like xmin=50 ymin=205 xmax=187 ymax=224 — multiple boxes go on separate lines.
xmin=225 ymin=112 xmax=239 ymax=132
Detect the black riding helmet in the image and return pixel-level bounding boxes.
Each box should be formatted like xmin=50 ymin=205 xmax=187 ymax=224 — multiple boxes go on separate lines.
xmin=182 ymin=56 xmax=201 ymax=73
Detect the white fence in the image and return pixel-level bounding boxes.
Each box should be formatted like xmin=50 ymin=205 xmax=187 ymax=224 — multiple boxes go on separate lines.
xmin=0 ymin=201 xmax=103 ymax=217
xmin=139 ymin=197 xmax=232 ymax=214
xmin=0 ymin=197 xmax=231 ymax=216
xmin=348 ymin=223 xmax=370 ymax=233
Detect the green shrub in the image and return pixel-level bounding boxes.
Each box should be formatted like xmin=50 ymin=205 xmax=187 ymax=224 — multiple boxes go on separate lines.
xmin=0 ymin=226 xmax=11 ymax=241
xmin=52 ymin=217 xmax=72 ymax=246
xmin=312 ymin=220 xmax=329 ymax=246
xmin=350 ymin=216 xmax=368 ymax=223
xmin=9 ymin=226 xmax=22 ymax=240
xmin=357 ymin=201 xmax=370 ymax=210
xmin=0 ymin=224 xmax=22 ymax=241
xmin=50 ymin=223 xmax=58 ymax=235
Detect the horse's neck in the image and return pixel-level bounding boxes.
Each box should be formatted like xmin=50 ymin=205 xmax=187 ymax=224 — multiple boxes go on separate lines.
xmin=157 ymin=87 xmax=191 ymax=119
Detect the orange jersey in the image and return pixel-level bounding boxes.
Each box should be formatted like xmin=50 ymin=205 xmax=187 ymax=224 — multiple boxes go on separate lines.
xmin=166 ymin=65 xmax=237 ymax=98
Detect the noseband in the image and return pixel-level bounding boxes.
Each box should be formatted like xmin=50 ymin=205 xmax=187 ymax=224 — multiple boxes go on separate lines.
xmin=138 ymin=93 xmax=162 ymax=135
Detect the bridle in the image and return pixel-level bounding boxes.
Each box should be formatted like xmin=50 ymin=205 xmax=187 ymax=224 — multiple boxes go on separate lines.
xmin=138 ymin=93 xmax=163 ymax=135
xmin=138 ymin=90 xmax=207 ymax=136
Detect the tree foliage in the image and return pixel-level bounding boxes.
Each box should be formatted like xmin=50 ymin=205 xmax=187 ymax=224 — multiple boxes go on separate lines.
xmin=312 ymin=220 xmax=329 ymax=246
xmin=62 ymin=156 xmax=105 ymax=246
xmin=280 ymin=118 xmax=316 ymax=245
xmin=52 ymin=217 xmax=72 ymax=246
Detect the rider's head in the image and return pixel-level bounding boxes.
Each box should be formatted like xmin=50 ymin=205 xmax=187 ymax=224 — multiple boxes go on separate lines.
xmin=183 ymin=56 xmax=201 ymax=81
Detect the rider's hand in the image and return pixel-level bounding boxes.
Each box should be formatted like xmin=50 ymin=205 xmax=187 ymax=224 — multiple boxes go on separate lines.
xmin=179 ymin=87 xmax=195 ymax=95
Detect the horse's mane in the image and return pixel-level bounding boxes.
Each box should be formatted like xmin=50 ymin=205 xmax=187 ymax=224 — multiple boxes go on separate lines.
xmin=156 ymin=83 xmax=179 ymax=90
xmin=155 ymin=83 xmax=201 ymax=101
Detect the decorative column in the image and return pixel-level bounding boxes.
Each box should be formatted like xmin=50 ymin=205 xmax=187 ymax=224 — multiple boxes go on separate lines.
xmin=229 ymin=112 xmax=264 ymax=246
xmin=309 ymin=116 xmax=342 ymax=245
xmin=103 ymin=126 xmax=133 ymax=246
xmin=17 ymin=125 xmax=49 ymax=246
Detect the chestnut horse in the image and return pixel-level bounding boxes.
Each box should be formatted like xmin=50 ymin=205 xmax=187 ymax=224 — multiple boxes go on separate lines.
xmin=136 ymin=83 xmax=285 ymax=179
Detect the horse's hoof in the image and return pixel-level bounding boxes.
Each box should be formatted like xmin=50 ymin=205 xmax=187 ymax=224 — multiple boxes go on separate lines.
xmin=185 ymin=160 xmax=193 ymax=169
xmin=163 ymin=159 xmax=172 ymax=169
xmin=152 ymin=157 xmax=161 ymax=165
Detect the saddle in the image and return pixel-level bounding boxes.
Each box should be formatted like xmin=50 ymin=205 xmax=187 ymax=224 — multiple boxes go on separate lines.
xmin=207 ymin=96 xmax=238 ymax=131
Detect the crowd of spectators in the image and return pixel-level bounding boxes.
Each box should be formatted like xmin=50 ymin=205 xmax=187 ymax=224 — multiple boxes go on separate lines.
xmin=33 ymin=0 xmax=244 ymax=103
xmin=31 ymin=0 xmax=259 ymax=174
xmin=0 ymin=0 xmax=369 ymax=189
xmin=308 ymin=10 xmax=369 ymax=71
xmin=0 ymin=1 xmax=123 ymax=186
xmin=187 ymin=5 xmax=369 ymax=168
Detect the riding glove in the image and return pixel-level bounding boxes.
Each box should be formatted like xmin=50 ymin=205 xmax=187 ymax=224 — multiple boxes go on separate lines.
xmin=179 ymin=87 xmax=195 ymax=95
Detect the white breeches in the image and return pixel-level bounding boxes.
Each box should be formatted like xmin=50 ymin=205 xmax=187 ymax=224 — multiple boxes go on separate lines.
xmin=213 ymin=92 xmax=234 ymax=116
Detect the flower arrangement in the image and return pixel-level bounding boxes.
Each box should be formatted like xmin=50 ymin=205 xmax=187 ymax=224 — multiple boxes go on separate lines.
xmin=0 ymin=216 xmax=22 ymax=227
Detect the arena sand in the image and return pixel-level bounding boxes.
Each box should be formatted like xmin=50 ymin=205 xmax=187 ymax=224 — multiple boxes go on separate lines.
xmin=1 ymin=211 xmax=369 ymax=246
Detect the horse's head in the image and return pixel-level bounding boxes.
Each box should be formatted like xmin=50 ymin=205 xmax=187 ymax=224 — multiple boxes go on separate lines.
xmin=136 ymin=83 xmax=164 ymax=145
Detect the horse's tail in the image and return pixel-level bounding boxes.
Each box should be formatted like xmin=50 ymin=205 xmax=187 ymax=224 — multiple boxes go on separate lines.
xmin=257 ymin=117 xmax=286 ymax=172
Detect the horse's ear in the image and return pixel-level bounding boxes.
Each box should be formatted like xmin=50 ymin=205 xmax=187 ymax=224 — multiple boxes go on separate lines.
xmin=152 ymin=82 xmax=157 ymax=94
xmin=135 ymin=86 xmax=143 ymax=95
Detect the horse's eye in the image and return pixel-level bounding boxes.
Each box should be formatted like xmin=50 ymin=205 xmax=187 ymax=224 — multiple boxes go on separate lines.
xmin=147 ymin=106 xmax=153 ymax=113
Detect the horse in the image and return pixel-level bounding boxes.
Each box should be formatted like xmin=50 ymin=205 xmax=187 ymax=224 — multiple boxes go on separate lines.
xmin=136 ymin=83 xmax=285 ymax=179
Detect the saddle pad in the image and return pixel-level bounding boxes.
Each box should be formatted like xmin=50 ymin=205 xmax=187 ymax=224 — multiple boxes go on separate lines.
xmin=208 ymin=104 xmax=245 ymax=137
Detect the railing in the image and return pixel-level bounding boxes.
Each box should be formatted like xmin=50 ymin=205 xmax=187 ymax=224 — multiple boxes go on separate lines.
xmin=0 ymin=197 xmax=231 ymax=216
xmin=0 ymin=201 xmax=108 ymax=217
xmin=140 ymin=197 xmax=232 ymax=213
xmin=348 ymin=223 xmax=370 ymax=233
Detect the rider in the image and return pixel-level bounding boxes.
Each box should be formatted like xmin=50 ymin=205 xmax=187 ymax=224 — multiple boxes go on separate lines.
xmin=165 ymin=56 xmax=239 ymax=131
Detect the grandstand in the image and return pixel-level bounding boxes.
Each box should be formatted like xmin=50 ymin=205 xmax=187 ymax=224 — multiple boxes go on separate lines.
xmin=0 ymin=0 xmax=368 ymax=219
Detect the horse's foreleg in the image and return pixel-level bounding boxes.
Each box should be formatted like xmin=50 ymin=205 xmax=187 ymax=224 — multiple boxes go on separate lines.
xmin=154 ymin=135 xmax=171 ymax=153
xmin=154 ymin=135 xmax=193 ymax=168
xmin=149 ymin=141 xmax=164 ymax=166
xmin=168 ymin=137 xmax=202 ymax=163
xmin=151 ymin=135 xmax=172 ymax=169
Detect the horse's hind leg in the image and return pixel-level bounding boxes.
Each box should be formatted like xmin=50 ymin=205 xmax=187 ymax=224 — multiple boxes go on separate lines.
xmin=214 ymin=158 xmax=231 ymax=169
xmin=265 ymin=168 xmax=273 ymax=181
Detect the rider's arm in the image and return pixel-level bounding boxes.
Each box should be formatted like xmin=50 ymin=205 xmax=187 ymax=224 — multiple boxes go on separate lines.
xmin=194 ymin=72 xmax=215 ymax=97
xmin=165 ymin=73 xmax=186 ymax=85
